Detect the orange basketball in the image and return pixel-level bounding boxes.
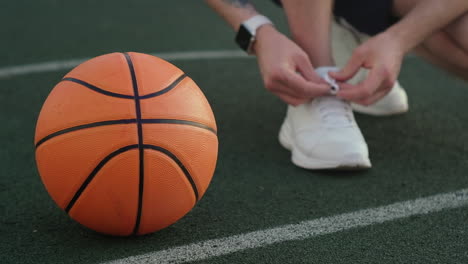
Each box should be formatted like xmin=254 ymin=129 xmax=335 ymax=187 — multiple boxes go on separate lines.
xmin=34 ymin=52 xmax=218 ymax=236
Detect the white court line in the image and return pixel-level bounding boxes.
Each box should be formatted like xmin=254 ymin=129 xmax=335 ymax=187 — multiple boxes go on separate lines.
xmin=0 ymin=50 xmax=417 ymax=79
xmin=0 ymin=50 xmax=248 ymax=79
xmin=104 ymin=188 xmax=468 ymax=264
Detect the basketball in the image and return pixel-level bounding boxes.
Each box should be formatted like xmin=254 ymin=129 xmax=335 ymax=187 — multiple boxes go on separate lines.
xmin=34 ymin=52 xmax=218 ymax=236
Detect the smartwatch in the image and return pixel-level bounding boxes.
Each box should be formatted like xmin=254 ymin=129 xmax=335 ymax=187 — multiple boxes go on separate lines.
xmin=235 ymin=15 xmax=273 ymax=54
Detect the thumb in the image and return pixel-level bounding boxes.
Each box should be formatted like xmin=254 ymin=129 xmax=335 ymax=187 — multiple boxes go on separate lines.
xmin=330 ymin=52 xmax=364 ymax=82
xmin=294 ymin=55 xmax=326 ymax=84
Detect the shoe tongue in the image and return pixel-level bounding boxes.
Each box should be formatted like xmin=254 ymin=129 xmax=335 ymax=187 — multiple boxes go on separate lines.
xmin=315 ymin=97 xmax=353 ymax=128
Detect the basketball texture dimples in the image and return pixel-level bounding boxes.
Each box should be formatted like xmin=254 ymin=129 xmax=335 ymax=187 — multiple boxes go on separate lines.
xmin=34 ymin=52 xmax=218 ymax=236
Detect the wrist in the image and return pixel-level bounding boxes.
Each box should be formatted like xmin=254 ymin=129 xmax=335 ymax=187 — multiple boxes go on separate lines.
xmin=251 ymin=24 xmax=277 ymax=54
xmin=384 ymin=26 xmax=417 ymax=54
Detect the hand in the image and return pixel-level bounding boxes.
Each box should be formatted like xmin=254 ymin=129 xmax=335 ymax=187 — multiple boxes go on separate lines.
xmin=330 ymin=33 xmax=405 ymax=105
xmin=253 ymin=25 xmax=330 ymax=106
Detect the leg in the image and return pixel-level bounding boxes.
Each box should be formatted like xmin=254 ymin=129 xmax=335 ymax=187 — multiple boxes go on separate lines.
xmin=446 ymin=13 xmax=468 ymax=51
xmin=393 ymin=0 xmax=468 ymax=80
xmin=282 ymin=0 xmax=334 ymax=67
xmin=413 ymin=31 xmax=468 ymax=81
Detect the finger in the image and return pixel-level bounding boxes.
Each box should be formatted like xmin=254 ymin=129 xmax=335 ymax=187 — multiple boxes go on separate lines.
xmin=269 ymin=82 xmax=312 ymax=103
xmin=337 ymin=67 xmax=384 ymax=102
xmin=269 ymin=81 xmax=305 ymax=98
xmin=334 ymin=82 xmax=362 ymax=102
xmin=354 ymin=85 xmax=390 ymax=106
xmin=279 ymin=70 xmax=330 ymax=98
xmin=277 ymin=92 xmax=309 ymax=106
xmin=294 ymin=55 xmax=325 ymax=84
xmin=330 ymin=52 xmax=364 ymax=82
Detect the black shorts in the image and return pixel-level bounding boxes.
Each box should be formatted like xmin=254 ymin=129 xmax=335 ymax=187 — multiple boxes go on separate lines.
xmin=272 ymin=0 xmax=399 ymax=36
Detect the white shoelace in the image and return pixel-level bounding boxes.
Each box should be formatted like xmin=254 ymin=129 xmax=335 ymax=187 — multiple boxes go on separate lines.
xmin=315 ymin=97 xmax=353 ymax=128
xmin=315 ymin=66 xmax=340 ymax=95
xmin=313 ymin=67 xmax=353 ymax=128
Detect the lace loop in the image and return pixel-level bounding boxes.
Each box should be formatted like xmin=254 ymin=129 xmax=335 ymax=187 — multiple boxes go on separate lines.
xmin=315 ymin=97 xmax=353 ymax=128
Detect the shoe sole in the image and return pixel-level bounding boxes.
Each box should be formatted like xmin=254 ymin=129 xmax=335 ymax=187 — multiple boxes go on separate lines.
xmin=278 ymin=122 xmax=371 ymax=170
xmin=351 ymin=103 xmax=409 ymax=116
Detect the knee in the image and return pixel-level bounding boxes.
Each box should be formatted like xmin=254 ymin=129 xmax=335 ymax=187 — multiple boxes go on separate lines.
xmin=448 ymin=11 xmax=468 ymax=49
xmin=460 ymin=61 xmax=468 ymax=74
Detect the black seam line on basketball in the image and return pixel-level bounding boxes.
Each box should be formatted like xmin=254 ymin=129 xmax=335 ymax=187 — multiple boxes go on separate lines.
xmin=64 ymin=144 xmax=139 ymax=213
xmin=34 ymin=119 xmax=216 ymax=149
xmin=138 ymin=74 xmax=187 ymax=99
xmin=143 ymin=144 xmax=199 ymax=201
xmin=63 ymin=144 xmax=199 ymax=215
xmin=62 ymin=77 xmax=135 ymax=99
xmin=123 ymin=52 xmax=145 ymax=235
xmin=141 ymin=119 xmax=217 ymax=134
xmin=35 ymin=119 xmax=137 ymax=148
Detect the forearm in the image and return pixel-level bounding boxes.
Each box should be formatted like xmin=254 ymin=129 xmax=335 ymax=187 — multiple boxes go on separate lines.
xmin=387 ymin=0 xmax=468 ymax=53
xmin=282 ymin=0 xmax=334 ymax=66
xmin=204 ymin=0 xmax=258 ymax=30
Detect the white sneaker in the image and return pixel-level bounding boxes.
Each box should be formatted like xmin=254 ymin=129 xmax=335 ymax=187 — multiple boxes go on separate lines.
xmin=350 ymin=83 xmax=408 ymax=116
xmin=279 ymin=96 xmax=371 ymax=170
xmin=331 ymin=18 xmax=409 ymax=116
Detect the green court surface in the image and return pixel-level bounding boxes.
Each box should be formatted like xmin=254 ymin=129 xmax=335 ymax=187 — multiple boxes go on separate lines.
xmin=1 ymin=1 xmax=468 ymax=264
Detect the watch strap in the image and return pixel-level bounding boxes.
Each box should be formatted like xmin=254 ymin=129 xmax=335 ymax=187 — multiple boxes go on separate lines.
xmin=236 ymin=15 xmax=273 ymax=54
xmin=242 ymin=15 xmax=273 ymax=37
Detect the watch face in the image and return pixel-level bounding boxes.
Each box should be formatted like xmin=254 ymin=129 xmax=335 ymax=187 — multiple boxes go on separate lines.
xmin=235 ymin=25 xmax=253 ymax=52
